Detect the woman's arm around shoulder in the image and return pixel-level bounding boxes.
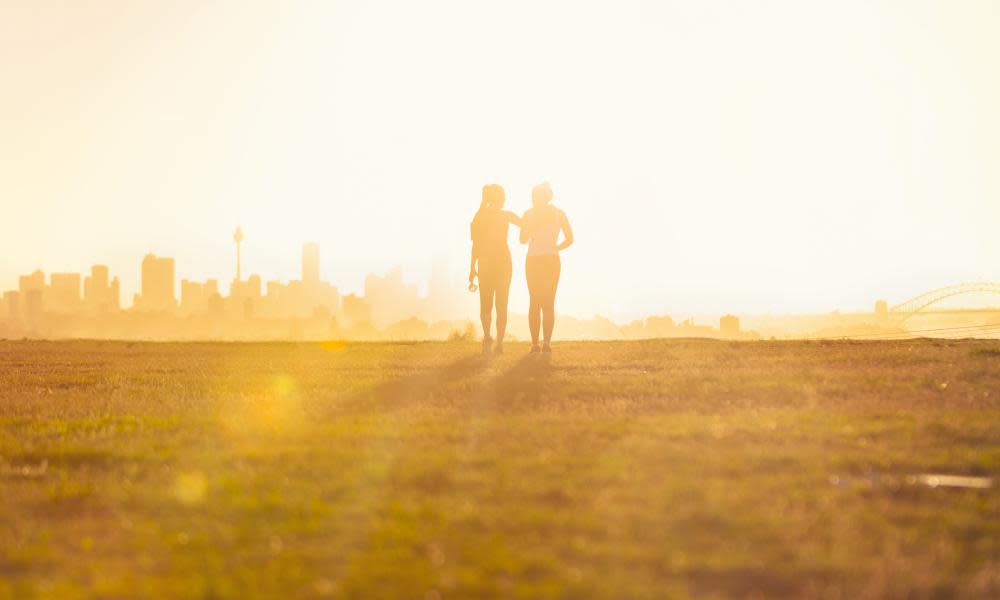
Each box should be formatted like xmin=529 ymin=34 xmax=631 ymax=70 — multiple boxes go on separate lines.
xmin=503 ymin=210 xmax=523 ymax=228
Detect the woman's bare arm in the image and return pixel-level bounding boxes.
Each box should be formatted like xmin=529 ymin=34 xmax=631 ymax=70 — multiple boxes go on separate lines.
xmin=469 ymin=220 xmax=479 ymax=281
xmin=504 ymin=210 xmax=523 ymax=228
xmin=557 ymin=212 xmax=574 ymax=252
xmin=519 ymin=211 xmax=531 ymax=244
xmin=469 ymin=245 xmax=478 ymax=282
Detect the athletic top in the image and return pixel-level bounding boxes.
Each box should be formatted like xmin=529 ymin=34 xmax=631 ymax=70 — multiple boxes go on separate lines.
xmin=471 ymin=208 xmax=516 ymax=264
xmin=524 ymin=205 xmax=568 ymax=257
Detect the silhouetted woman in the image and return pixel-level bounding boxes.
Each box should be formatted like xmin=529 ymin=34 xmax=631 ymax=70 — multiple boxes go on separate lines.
xmin=520 ymin=182 xmax=573 ymax=353
xmin=470 ymin=184 xmax=521 ymax=356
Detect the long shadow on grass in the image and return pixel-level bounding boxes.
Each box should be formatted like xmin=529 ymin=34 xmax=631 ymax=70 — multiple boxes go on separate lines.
xmin=482 ymin=354 xmax=555 ymax=410
xmin=338 ymin=353 xmax=489 ymax=412
xmin=309 ymin=353 xmax=490 ymax=583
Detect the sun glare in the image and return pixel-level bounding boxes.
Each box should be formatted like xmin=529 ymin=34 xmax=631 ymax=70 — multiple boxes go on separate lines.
xmin=2 ymin=1 xmax=998 ymax=324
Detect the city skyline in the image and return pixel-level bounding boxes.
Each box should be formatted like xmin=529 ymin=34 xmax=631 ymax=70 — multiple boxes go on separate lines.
xmin=4 ymin=227 xmax=999 ymax=342
xmin=1 ymin=231 xmax=457 ymax=312
xmin=0 ymin=233 xmax=488 ymax=341
xmin=9 ymin=229 xmax=999 ymax=318
xmin=1 ymin=236 xmax=457 ymax=313
xmin=4 ymin=217 xmax=999 ymax=324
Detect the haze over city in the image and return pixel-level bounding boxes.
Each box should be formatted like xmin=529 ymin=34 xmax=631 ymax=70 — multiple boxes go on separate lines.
xmin=3 ymin=1 xmax=1000 ymax=322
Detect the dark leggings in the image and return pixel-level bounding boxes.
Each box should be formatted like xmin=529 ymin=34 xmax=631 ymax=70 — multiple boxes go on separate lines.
xmin=526 ymin=255 xmax=561 ymax=345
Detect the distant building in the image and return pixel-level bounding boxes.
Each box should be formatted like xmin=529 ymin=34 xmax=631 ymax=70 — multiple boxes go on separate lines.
xmin=180 ymin=279 xmax=206 ymax=315
xmin=645 ymin=315 xmax=676 ymax=338
xmin=48 ymin=273 xmax=82 ymax=313
xmin=247 ymin=274 xmax=261 ymax=298
xmin=720 ymin=314 xmax=740 ymax=337
xmin=139 ymin=254 xmax=176 ymax=311
xmin=874 ymin=299 xmax=888 ymax=321
xmin=3 ymin=291 xmax=21 ymax=321
xmin=206 ymin=285 xmax=224 ymax=318
xmin=230 ymin=275 xmax=262 ymax=300
xmin=19 ymin=270 xmax=45 ymax=294
xmin=24 ymin=289 xmax=43 ymax=325
xmin=84 ymin=265 xmax=108 ymax=306
xmin=83 ymin=265 xmax=120 ymax=313
xmin=229 ymin=275 xmax=262 ymax=319
xmin=364 ymin=267 xmax=420 ymax=326
xmin=179 ymin=277 xmax=221 ymax=317
xmin=302 ymin=243 xmax=320 ymax=284
xmin=237 ymin=243 xmax=338 ymax=320
xmin=343 ymin=294 xmax=372 ymax=327
xmin=265 ymin=280 xmax=285 ymax=299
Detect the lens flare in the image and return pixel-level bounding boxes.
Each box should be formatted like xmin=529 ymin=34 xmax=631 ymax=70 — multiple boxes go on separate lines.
xmin=173 ymin=471 xmax=207 ymax=505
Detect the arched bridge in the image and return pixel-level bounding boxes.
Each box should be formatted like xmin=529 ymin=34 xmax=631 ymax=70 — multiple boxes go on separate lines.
xmin=891 ymin=282 xmax=1000 ymax=321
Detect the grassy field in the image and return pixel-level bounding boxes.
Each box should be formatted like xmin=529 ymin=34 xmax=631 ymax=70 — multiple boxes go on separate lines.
xmin=1 ymin=339 xmax=998 ymax=599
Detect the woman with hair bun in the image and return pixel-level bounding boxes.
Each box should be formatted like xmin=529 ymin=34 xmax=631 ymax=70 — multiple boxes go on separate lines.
xmin=520 ymin=182 xmax=573 ymax=354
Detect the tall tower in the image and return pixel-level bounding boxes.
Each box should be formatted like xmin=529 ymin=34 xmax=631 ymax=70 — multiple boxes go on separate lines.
xmin=233 ymin=226 xmax=244 ymax=282
xmin=302 ymin=242 xmax=320 ymax=284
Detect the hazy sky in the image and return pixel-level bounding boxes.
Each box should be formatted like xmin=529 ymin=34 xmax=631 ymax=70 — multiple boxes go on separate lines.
xmin=2 ymin=1 xmax=998 ymax=320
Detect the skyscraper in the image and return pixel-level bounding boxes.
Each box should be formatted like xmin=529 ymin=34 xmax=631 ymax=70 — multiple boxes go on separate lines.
xmin=84 ymin=265 xmax=119 ymax=312
xmin=3 ymin=291 xmax=21 ymax=321
xmin=109 ymin=277 xmax=120 ymax=311
xmin=720 ymin=315 xmax=740 ymax=338
xmin=180 ymin=279 xmax=205 ymax=315
xmin=140 ymin=254 xmax=176 ymax=311
xmin=302 ymin=243 xmax=320 ymax=284
xmin=24 ymin=290 xmax=43 ymax=324
xmin=48 ymin=273 xmax=82 ymax=313
xmin=84 ymin=265 xmax=109 ymax=300
xmin=19 ymin=270 xmax=45 ymax=294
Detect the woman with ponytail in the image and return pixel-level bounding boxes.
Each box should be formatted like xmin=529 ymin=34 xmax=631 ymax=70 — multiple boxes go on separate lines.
xmin=470 ymin=184 xmax=521 ymax=356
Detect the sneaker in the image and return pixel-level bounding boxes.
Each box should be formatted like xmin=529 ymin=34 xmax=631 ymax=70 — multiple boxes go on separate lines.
xmin=482 ymin=336 xmax=492 ymax=356
xmin=530 ymin=344 xmax=541 ymax=354
xmin=542 ymin=344 xmax=552 ymax=354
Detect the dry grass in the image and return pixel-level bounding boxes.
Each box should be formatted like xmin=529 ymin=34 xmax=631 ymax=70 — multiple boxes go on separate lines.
xmin=1 ymin=339 xmax=998 ymax=598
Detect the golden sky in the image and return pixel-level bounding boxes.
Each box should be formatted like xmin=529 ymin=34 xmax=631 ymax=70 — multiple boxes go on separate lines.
xmin=2 ymin=1 xmax=999 ymax=320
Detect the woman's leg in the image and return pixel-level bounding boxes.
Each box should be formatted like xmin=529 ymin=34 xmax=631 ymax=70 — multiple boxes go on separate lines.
xmin=528 ymin=297 xmax=541 ymax=346
xmin=494 ymin=263 xmax=512 ymax=346
xmin=541 ymin=256 xmax=561 ymax=347
xmin=479 ymin=275 xmax=495 ymax=341
xmin=526 ymin=258 xmax=542 ymax=346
